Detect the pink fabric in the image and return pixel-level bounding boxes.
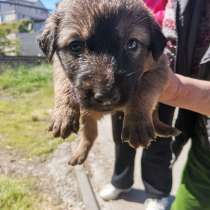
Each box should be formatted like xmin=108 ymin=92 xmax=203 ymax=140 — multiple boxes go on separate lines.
xmin=144 ymin=0 xmax=168 ymax=25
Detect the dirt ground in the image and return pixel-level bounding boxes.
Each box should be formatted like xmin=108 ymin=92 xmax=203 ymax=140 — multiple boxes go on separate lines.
xmin=0 ymin=143 xmax=85 ymax=210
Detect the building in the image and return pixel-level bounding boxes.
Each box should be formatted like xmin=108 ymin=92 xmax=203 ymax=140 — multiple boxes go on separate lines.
xmin=0 ymin=0 xmax=50 ymax=56
xmin=0 ymin=0 xmax=49 ymax=31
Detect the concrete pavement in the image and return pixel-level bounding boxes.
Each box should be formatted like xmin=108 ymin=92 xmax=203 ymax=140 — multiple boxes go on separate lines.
xmin=86 ymin=115 xmax=190 ymax=210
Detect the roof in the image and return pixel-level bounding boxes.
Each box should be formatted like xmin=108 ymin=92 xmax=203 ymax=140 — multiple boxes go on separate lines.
xmin=26 ymin=0 xmax=46 ymax=9
xmin=0 ymin=0 xmax=49 ymax=11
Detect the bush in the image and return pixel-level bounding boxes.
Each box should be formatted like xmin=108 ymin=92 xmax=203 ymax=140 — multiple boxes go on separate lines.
xmin=0 ymin=20 xmax=32 ymax=55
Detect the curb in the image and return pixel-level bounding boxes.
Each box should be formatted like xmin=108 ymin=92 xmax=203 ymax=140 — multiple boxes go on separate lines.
xmin=71 ymin=144 xmax=101 ymax=210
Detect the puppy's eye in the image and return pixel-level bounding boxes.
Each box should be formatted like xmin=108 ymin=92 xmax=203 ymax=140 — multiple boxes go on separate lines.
xmin=69 ymin=40 xmax=84 ymax=54
xmin=126 ymin=39 xmax=139 ymax=51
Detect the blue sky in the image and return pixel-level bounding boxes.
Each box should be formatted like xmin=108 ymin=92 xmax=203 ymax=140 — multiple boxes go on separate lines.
xmin=42 ymin=0 xmax=58 ymax=10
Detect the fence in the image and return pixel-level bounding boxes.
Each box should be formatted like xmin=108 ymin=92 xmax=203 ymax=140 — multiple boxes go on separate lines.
xmin=0 ymin=55 xmax=46 ymax=64
xmin=0 ymin=56 xmax=47 ymax=71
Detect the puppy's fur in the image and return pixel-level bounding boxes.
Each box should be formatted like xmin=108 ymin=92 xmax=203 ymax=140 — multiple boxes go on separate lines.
xmin=39 ymin=0 xmax=180 ymax=165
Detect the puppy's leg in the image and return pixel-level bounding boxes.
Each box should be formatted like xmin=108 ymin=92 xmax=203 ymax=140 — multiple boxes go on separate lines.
xmin=153 ymin=107 xmax=181 ymax=137
xmin=69 ymin=112 xmax=100 ymax=166
xmin=49 ymin=55 xmax=80 ymax=139
xmin=123 ymin=55 xmax=178 ymax=148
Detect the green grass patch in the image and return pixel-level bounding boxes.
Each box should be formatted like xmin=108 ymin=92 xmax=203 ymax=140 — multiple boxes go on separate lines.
xmin=0 ymin=64 xmax=52 ymax=94
xmin=0 ymin=64 xmax=74 ymax=158
xmin=0 ymin=176 xmax=41 ymax=210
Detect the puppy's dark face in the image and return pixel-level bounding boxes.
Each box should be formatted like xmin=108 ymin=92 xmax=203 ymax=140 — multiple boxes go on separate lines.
xmin=39 ymin=0 xmax=166 ymax=112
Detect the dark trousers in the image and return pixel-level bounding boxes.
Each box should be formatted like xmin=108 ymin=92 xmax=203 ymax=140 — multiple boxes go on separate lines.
xmin=111 ymin=104 xmax=175 ymax=198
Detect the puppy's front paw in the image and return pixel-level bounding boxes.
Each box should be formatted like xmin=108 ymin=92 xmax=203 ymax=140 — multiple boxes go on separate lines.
xmin=122 ymin=114 xmax=156 ymax=148
xmin=68 ymin=149 xmax=88 ymax=166
xmin=49 ymin=107 xmax=80 ymax=139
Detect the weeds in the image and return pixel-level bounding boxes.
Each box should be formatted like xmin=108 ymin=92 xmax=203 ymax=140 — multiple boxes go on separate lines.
xmin=0 ymin=176 xmax=40 ymax=210
xmin=0 ymin=64 xmax=73 ymax=158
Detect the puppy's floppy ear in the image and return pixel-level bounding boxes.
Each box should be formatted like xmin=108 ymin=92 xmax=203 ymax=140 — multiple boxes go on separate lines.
xmin=38 ymin=12 xmax=61 ymax=61
xmin=150 ymin=22 xmax=166 ymax=61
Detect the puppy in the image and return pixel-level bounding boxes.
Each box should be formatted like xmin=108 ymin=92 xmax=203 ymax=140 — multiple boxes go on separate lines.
xmin=39 ymin=0 xmax=180 ymax=166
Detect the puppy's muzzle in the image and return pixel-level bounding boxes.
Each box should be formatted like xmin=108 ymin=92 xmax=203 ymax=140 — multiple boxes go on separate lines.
xmin=93 ymin=89 xmax=120 ymax=106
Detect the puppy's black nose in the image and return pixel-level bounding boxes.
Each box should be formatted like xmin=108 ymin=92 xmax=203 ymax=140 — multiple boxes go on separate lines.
xmin=94 ymin=93 xmax=105 ymax=103
xmin=94 ymin=90 xmax=120 ymax=105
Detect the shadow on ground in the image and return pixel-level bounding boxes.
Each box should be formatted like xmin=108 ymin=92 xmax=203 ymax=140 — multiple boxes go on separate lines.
xmin=119 ymin=188 xmax=148 ymax=204
xmin=119 ymin=189 xmax=175 ymax=210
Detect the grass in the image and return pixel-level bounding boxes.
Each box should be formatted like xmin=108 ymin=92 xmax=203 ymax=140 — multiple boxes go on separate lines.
xmin=0 ymin=64 xmax=73 ymax=158
xmin=0 ymin=65 xmax=69 ymax=209
xmin=0 ymin=176 xmax=41 ymax=210
xmin=0 ymin=64 xmax=52 ymax=95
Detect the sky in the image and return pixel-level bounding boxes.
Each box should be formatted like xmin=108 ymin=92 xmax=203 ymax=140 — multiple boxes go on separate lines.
xmin=42 ymin=0 xmax=59 ymax=10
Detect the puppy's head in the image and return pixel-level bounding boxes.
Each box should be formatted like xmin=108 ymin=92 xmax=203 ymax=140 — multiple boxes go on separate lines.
xmin=39 ymin=0 xmax=166 ymax=111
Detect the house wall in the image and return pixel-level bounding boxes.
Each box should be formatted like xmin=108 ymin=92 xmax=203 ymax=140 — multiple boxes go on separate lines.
xmin=17 ymin=32 xmax=43 ymax=56
xmin=15 ymin=4 xmax=48 ymax=21
xmin=0 ymin=1 xmax=48 ymax=24
xmin=0 ymin=3 xmax=16 ymax=22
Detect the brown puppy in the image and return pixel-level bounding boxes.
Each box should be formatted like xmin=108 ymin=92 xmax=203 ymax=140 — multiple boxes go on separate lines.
xmin=39 ymin=0 xmax=180 ymax=165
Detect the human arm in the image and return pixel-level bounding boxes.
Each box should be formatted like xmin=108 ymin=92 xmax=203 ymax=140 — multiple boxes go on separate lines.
xmin=160 ymin=69 xmax=210 ymax=116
